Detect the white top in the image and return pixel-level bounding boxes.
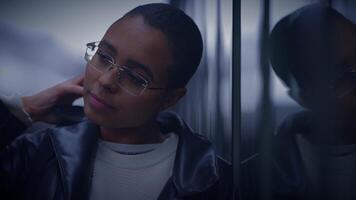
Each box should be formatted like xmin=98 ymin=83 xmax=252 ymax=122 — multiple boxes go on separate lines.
xmin=297 ymin=135 xmax=356 ymax=200
xmin=90 ymin=133 xmax=178 ymax=200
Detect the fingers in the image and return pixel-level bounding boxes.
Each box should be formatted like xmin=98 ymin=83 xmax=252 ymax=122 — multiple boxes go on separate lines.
xmin=68 ymin=74 xmax=84 ymax=86
xmin=76 ymin=74 xmax=84 ymax=86
xmin=65 ymin=85 xmax=84 ymax=96
xmin=62 ymin=74 xmax=85 ymax=96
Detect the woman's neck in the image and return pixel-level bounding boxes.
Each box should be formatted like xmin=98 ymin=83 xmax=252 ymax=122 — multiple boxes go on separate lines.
xmin=99 ymin=122 xmax=166 ymax=144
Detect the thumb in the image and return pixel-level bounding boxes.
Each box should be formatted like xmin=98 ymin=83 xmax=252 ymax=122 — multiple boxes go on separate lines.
xmin=65 ymin=85 xmax=84 ymax=96
xmin=71 ymin=74 xmax=84 ymax=86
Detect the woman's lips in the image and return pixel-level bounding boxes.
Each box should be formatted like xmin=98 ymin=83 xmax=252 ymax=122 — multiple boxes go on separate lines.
xmin=88 ymin=92 xmax=115 ymax=110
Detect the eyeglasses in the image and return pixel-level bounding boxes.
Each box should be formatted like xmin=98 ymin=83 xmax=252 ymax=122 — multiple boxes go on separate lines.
xmin=85 ymin=41 xmax=166 ymax=96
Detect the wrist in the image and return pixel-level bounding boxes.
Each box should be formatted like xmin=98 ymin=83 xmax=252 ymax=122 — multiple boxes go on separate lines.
xmin=0 ymin=94 xmax=33 ymax=125
xmin=21 ymin=96 xmax=37 ymax=119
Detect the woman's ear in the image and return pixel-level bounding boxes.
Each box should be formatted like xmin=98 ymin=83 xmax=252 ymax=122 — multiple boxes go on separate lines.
xmin=159 ymin=88 xmax=186 ymax=111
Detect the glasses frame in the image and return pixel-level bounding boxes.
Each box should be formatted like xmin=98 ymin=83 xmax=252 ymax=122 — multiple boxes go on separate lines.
xmin=85 ymin=41 xmax=167 ymax=96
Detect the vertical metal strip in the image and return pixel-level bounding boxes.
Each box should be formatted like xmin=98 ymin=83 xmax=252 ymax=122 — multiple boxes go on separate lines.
xmin=257 ymin=0 xmax=273 ymax=199
xmin=232 ymin=0 xmax=241 ymax=196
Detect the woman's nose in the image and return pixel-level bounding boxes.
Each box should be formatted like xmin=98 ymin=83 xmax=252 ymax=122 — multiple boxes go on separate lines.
xmin=97 ymin=67 xmax=119 ymax=93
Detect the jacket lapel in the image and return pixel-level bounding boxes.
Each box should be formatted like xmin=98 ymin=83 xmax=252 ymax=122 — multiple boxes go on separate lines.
xmin=157 ymin=112 xmax=219 ymax=198
xmin=49 ymin=119 xmax=99 ymax=200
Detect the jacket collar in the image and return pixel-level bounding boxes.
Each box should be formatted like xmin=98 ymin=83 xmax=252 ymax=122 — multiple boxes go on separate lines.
xmin=49 ymin=111 xmax=219 ymax=199
xmin=157 ymin=112 xmax=219 ymax=196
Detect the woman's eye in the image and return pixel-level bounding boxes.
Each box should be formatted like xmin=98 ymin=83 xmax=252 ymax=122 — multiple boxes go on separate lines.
xmin=97 ymin=51 xmax=112 ymax=64
xmin=128 ymin=72 xmax=147 ymax=85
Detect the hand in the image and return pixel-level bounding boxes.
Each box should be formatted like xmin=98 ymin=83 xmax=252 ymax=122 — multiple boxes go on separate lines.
xmin=21 ymin=74 xmax=84 ymax=123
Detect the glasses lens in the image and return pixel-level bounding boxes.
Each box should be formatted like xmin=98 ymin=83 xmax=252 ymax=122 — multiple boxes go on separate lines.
xmin=85 ymin=42 xmax=113 ymax=72
xmin=85 ymin=42 xmax=150 ymax=96
xmin=117 ymin=69 xmax=148 ymax=96
xmin=91 ymin=50 xmax=114 ymax=72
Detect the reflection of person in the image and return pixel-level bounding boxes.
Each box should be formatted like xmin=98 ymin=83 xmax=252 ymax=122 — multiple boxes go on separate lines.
xmin=0 ymin=3 xmax=232 ymax=200
xmin=270 ymin=4 xmax=356 ymax=200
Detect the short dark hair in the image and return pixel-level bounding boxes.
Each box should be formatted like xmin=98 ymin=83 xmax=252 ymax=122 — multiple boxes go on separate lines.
xmin=120 ymin=3 xmax=203 ymax=88
xmin=269 ymin=4 xmax=356 ymax=91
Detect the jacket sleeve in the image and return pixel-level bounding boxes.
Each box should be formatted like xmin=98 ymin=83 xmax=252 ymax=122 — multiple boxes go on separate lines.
xmin=0 ymin=97 xmax=84 ymax=150
xmin=0 ymin=99 xmax=28 ymax=150
xmin=0 ymin=129 xmax=48 ymax=199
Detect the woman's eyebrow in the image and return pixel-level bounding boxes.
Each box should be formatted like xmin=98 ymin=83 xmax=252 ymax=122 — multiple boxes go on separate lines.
xmin=127 ymin=59 xmax=154 ymax=81
xmin=99 ymin=40 xmax=118 ymax=54
xmin=99 ymin=40 xmax=154 ymax=81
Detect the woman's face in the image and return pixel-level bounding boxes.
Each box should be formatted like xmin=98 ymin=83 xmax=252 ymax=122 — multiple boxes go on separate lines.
xmin=83 ymin=16 xmax=174 ymax=129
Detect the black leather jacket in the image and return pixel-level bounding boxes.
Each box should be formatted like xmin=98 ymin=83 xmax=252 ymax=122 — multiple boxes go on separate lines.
xmin=0 ymin=103 xmax=233 ymax=200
